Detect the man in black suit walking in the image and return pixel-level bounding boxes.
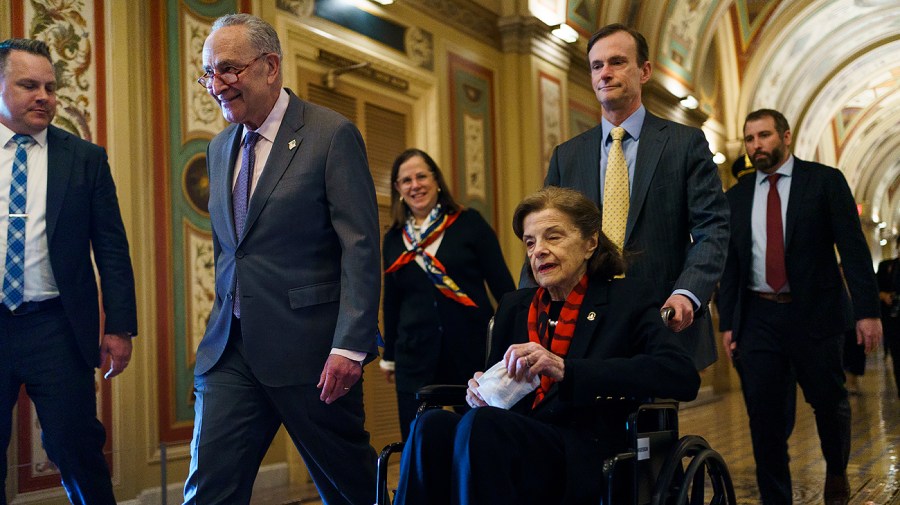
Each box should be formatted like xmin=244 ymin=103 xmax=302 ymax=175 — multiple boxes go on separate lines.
xmin=0 ymin=39 xmax=137 ymax=505
xmin=717 ymin=109 xmax=882 ymax=505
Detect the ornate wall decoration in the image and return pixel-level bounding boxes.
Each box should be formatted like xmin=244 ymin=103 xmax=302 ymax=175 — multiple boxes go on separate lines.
xmin=657 ymin=0 xmax=718 ymax=85
xmin=181 ymin=10 xmax=226 ymax=142
xmin=184 ymin=220 xmax=215 ymax=366
xmin=13 ymin=0 xmax=103 ymax=143
xmin=448 ymin=52 xmax=497 ymax=226
xmin=539 ymin=72 xmax=562 ymax=170
xmin=11 ymin=0 xmax=112 ymax=497
xmin=567 ymin=0 xmax=600 ymax=37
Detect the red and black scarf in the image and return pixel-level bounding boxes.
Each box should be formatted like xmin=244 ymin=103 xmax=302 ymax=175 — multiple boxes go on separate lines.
xmin=527 ymin=274 xmax=589 ymax=407
xmin=385 ymin=210 xmax=477 ymax=307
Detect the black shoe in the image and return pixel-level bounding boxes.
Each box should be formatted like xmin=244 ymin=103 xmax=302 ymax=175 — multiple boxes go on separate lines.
xmin=823 ymin=473 xmax=849 ymax=505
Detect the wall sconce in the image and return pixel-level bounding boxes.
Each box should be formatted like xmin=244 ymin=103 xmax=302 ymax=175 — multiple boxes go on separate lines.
xmin=551 ymin=24 xmax=579 ymax=44
xmin=712 ymin=152 xmax=726 ymax=165
xmin=680 ymin=95 xmax=699 ymax=110
xmin=323 ymin=61 xmax=371 ymax=90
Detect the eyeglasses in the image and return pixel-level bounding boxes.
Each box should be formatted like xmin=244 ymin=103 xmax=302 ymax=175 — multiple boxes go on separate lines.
xmin=197 ymin=53 xmax=267 ymax=88
xmin=395 ymin=172 xmax=433 ymax=188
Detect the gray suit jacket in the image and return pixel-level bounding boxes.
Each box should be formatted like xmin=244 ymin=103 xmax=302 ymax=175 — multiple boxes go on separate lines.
xmin=194 ymin=90 xmax=381 ymax=386
xmin=543 ymin=112 xmax=730 ymax=369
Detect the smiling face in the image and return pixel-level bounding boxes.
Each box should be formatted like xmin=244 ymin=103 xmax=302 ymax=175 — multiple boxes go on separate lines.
xmin=394 ymin=155 xmax=440 ymax=222
xmin=588 ymin=30 xmax=651 ymax=123
xmin=0 ymin=50 xmax=57 ymax=135
xmin=523 ymin=208 xmax=599 ymax=300
xmin=744 ymin=115 xmax=791 ymax=174
xmin=201 ymin=25 xmax=280 ymax=130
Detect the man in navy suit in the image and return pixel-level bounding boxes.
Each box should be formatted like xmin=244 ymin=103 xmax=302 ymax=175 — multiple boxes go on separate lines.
xmin=717 ymin=109 xmax=882 ymax=505
xmin=182 ymin=14 xmax=381 ymax=505
xmin=0 ymin=39 xmax=137 ymax=505
xmin=541 ymin=24 xmax=730 ymax=369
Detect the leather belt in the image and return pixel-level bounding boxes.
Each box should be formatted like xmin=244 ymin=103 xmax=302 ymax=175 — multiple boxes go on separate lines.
xmin=750 ymin=291 xmax=792 ymax=304
xmin=0 ymin=297 xmax=62 ymax=316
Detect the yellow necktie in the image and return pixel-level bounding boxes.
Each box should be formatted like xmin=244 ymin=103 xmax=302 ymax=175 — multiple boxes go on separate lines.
xmin=602 ymin=126 xmax=628 ymax=249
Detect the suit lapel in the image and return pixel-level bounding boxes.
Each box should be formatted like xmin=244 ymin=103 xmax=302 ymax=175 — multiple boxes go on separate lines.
xmin=628 ymin=113 xmax=666 ymax=244
xmin=784 ymin=160 xmax=808 ymax=251
xmin=218 ymin=124 xmax=242 ymax=245
xmin=240 ymin=93 xmax=304 ymax=242
xmin=731 ymin=177 xmax=756 ymax=257
xmin=45 ymin=126 xmax=73 ymax=245
xmin=565 ymin=280 xmax=607 ymax=359
xmin=576 ymin=127 xmax=603 ymax=204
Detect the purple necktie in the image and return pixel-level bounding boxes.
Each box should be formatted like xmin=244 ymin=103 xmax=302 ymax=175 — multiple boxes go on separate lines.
xmin=232 ymin=131 xmax=260 ymax=317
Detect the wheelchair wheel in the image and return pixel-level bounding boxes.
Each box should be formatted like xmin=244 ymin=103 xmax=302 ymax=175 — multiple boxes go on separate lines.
xmin=651 ymin=435 xmax=736 ymax=505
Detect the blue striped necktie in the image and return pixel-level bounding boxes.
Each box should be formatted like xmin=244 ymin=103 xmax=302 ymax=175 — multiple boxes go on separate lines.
xmin=3 ymin=134 xmax=34 ymax=310
xmin=232 ymin=131 xmax=260 ymax=317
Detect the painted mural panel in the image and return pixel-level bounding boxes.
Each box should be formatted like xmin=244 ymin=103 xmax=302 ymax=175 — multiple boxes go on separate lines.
xmin=448 ymin=53 xmax=498 ymax=227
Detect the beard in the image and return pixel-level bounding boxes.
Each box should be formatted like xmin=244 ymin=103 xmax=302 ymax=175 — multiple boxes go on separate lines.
xmin=752 ymin=145 xmax=784 ymax=172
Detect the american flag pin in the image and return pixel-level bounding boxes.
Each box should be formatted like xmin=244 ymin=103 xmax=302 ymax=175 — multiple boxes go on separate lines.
xmin=288 ymin=139 xmax=297 ymax=150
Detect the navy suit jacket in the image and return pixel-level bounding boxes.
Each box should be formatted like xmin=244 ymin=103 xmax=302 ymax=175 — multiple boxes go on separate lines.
xmin=544 ymin=112 xmax=730 ymax=368
xmin=195 ymin=90 xmax=381 ymax=386
xmin=717 ymin=158 xmax=880 ymax=341
xmin=45 ymin=125 xmax=137 ymax=367
xmin=489 ymin=279 xmax=699 ymax=501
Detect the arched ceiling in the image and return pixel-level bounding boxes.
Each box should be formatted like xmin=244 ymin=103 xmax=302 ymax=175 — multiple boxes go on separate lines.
xmin=740 ymin=0 xmax=899 ymax=241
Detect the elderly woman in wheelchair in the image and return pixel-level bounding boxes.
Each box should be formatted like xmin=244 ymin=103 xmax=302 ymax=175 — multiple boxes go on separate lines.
xmin=390 ymin=187 xmax=702 ymax=505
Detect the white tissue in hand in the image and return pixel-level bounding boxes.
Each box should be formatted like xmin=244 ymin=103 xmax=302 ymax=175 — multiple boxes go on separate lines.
xmin=475 ymin=360 xmax=540 ymax=409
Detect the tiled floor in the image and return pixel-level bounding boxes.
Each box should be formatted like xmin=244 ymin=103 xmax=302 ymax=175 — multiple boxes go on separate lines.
xmin=254 ymin=356 xmax=900 ymax=504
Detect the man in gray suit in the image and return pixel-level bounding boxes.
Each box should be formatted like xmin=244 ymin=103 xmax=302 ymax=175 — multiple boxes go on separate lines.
xmin=183 ymin=14 xmax=380 ymax=505
xmin=542 ymin=24 xmax=729 ymax=369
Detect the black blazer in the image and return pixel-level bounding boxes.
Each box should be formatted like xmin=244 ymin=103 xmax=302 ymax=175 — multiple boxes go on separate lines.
xmin=488 ymin=278 xmax=699 ymax=501
xmin=544 ymin=112 xmax=730 ymax=369
xmin=717 ymin=158 xmax=880 ymax=340
xmin=45 ymin=125 xmax=137 ymax=367
xmin=382 ymin=208 xmax=514 ymax=392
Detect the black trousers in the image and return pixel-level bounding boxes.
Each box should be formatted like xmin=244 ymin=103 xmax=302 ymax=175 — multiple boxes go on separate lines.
xmin=734 ymin=296 xmax=850 ymax=505
xmin=0 ymin=303 xmax=115 ymax=505
xmin=183 ymin=319 xmax=376 ymax=505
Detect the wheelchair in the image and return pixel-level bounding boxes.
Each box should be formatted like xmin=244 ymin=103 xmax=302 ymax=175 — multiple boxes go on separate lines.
xmin=375 ymin=316 xmax=736 ymax=505
xmin=376 ymin=387 xmax=736 ymax=505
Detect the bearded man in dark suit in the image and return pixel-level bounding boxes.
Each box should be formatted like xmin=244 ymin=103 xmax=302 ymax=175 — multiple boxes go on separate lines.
xmin=718 ymin=108 xmax=882 ymax=505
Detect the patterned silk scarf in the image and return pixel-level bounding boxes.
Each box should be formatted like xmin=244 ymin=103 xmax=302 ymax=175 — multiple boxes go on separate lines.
xmin=527 ymin=274 xmax=589 ymax=407
xmin=385 ymin=206 xmax=477 ymax=307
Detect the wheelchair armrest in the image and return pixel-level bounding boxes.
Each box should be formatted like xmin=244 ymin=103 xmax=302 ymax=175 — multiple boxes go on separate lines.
xmin=603 ymin=451 xmax=637 ymax=504
xmin=415 ymin=384 xmax=468 ymax=406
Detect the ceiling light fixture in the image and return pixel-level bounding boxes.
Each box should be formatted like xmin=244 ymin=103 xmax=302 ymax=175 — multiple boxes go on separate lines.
xmin=680 ymin=95 xmax=699 ymax=110
xmin=712 ymin=152 xmax=726 ymax=165
xmin=370 ymin=0 xmax=394 ymax=5
xmin=551 ymin=24 xmax=578 ymax=44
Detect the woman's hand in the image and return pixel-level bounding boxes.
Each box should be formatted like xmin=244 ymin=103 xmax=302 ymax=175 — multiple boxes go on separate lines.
xmin=503 ymin=342 xmax=564 ymax=382
xmin=466 ymin=372 xmax=488 ymax=408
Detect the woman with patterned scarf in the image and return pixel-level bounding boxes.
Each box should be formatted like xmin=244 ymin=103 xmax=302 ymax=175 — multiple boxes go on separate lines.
xmin=392 ymin=186 xmax=700 ymax=505
xmin=381 ymin=148 xmax=515 ymax=441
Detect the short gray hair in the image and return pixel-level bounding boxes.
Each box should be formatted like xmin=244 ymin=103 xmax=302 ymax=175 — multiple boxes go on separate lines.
xmin=211 ymin=13 xmax=283 ymax=61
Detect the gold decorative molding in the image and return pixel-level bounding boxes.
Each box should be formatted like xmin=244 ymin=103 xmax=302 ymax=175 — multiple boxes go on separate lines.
xmin=405 ymin=0 xmax=501 ymax=49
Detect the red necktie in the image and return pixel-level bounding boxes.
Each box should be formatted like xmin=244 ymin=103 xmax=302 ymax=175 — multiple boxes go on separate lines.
xmin=766 ymin=174 xmax=787 ymax=292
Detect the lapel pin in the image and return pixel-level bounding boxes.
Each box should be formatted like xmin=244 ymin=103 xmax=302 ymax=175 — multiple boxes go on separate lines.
xmin=587 ymin=312 xmax=596 ymax=321
xmin=288 ymin=139 xmax=297 ymax=150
